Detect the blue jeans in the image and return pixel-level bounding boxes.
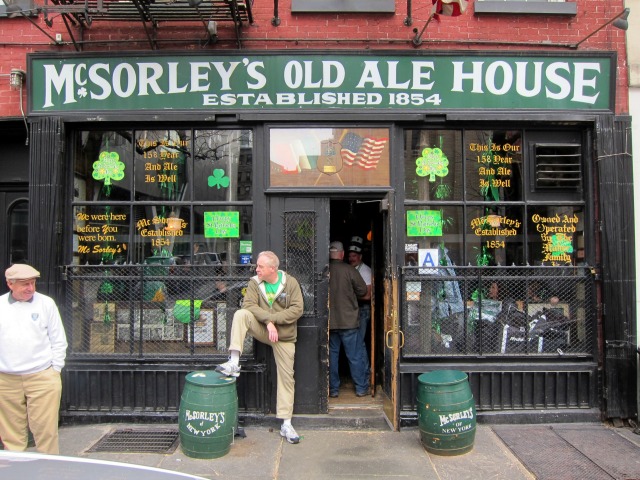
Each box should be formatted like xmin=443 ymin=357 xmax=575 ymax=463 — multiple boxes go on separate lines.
xmin=357 ymin=304 xmax=371 ymax=375
xmin=330 ymin=328 xmax=369 ymax=395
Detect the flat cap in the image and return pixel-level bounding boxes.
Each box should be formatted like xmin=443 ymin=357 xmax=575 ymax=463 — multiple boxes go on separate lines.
xmin=329 ymin=241 xmax=344 ymax=252
xmin=5 ymin=264 xmax=40 ymax=281
xmin=348 ymin=243 xmax=362 ymax=253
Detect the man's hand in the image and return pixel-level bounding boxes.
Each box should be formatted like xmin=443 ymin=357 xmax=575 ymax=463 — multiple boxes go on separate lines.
xmin=267 ymin=322 xmax=279 ymax=343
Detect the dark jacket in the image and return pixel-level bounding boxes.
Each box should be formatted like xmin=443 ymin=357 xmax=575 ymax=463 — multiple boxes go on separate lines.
xmin=329 ymin=259 xmax=367 ymax=330
xmin=242 ymin=271 xmax=304 ymax=342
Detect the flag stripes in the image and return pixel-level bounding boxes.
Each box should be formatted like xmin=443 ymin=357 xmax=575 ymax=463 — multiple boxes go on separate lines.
xmin=340 ymin=132 xmax=388 ymax=169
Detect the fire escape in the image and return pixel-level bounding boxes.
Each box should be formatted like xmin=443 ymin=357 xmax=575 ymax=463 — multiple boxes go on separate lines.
xmin=6 ymin=0 xmax=254 ymax=50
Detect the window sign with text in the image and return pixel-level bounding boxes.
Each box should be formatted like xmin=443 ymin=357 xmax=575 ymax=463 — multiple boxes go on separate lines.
xmin=407 ymin=210 xmax=443 ymax=237
xmin=204 ymin=211 xmax=240 ymax=238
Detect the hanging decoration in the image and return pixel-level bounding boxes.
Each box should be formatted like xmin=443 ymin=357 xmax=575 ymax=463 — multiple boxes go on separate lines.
xmin=92 ymin=151 xmax=125 ymax=197
xmin=416 ymin=147 xmax=449 ymax=182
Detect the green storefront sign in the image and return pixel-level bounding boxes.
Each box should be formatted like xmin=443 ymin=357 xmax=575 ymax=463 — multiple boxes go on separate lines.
xmin=204 ymin=211 xmax=239 ymax=238
xmin=28 ymin=53 xmax=614 ymax=113
xmin=407 ymin=210 xmax=442 ymax=237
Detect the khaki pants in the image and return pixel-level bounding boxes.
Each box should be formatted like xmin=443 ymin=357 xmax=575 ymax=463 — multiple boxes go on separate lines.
xmin=0 ymin=368 xmax=62 ymax=454
xmin=229 ymin=309 xmax=296 ymax=420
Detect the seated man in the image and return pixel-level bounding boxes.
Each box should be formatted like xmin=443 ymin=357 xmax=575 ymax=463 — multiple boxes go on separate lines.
xmin=216 ymin=251 xmax=304 ymax=444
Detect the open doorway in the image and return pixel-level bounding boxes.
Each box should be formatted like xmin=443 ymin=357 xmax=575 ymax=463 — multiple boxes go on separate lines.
xmin=329 ymin=199 xmax=385 ymax=405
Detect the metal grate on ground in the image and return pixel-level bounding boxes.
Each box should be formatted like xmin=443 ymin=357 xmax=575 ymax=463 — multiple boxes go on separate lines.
xmin=87 ymin=428 xmax=180 ymax=454
xmin=492 ymin=425 xmax=619 ymax=480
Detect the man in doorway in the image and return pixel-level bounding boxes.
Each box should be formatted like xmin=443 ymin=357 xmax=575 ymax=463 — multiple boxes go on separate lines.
xmin=0 ymin=264 xmax=68 ymax=455
xmin=347 ymin=237 xmax=372 ymax=383
xmin=216 ymin=251 xmax=304 ymax=444
xmin=329 ymin=241 xmax=368 ymax=398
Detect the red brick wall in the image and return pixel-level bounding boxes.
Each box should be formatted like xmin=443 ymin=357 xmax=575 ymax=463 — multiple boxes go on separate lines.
xmin=0 ymin=0 xmax=629 ymax=116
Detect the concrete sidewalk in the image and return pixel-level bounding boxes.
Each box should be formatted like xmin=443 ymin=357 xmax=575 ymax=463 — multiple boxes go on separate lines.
xmin=54 ymin=421 xmax=640 ymax=479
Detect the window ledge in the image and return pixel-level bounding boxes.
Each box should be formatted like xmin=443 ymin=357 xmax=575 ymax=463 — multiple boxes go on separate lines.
xmin=475 ymin=2 xmax=577 ymax=16
xmin=291 ymin=0 xmax=395 ymax=13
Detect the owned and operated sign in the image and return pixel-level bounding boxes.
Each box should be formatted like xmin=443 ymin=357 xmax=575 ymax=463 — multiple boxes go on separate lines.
xmin=28 ymin=53 xmax=614 ymax=113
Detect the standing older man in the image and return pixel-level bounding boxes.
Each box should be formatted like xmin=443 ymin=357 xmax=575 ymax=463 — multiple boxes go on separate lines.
xmin=329 ymin=241 xmax=368 ymax=398
xmin=216 ymin=251 xmax=304 ymax=444
xmin=0 ymin=264 xmax=68 ymax=454
xmin=347 ymin=236 xmax=372 ymax=377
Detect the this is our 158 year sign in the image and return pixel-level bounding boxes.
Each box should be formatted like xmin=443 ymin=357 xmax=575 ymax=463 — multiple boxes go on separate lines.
xmin=28 ymin=52 xmax=614 ymax=113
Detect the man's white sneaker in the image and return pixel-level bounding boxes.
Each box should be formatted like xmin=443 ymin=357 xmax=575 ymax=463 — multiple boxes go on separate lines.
xmin=215 ymin=361 xmax=240 ymax=377
xmin=280 ymin=424 xmax=300 ymax=444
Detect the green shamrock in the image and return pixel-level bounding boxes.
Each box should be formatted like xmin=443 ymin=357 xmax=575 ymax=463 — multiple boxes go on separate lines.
xmin=550 ymin=234 xmax=574 ymax=256
xmin=208 ymin=168 xmax=230 ymax=189
xmin=92 ymin=151 xmax=125 ymax=186
xmin=416 ymin=147 xmax=449 ymax=182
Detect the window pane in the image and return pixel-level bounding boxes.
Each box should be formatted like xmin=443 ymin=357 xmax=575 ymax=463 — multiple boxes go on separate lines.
xmin=9 ymin=200 xmax=28 ymax=265
xmin=132 ymin=204 xmax=190 ymax=264
xmin=194 ymin=130 xmax=253 ymax=201
xmin=466 ymin=205 xmax=524 ymax=266
xmin=134 ymin=130 xmax=192 ymax=202
xmin=404 ymin=130 xmax=463 ymax=201
xmin=405 ymin=205 xmax=464 ymax=267
xmin=193 ymin=205 xmax=253 ymax=266
xmin=527 ymin=205 xmax=584 ymax=266
xmin=465 ymin=130 xmax=523 ymax=202
xmin=73 ymin=205 xmax=130 ymax=265
xmin=270 ymin=127 xmax=390 ymax=188
xmin=75 ymin=131 xmax=133 ymax=201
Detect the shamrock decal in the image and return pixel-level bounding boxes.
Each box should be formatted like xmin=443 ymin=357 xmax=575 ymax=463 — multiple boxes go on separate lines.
xmin=416 ymin=147 xmax=449 ymax=182
xmin=208 ymin=168 xmax=230 ymax=189
xmin=92 ymin=151 xmax=125 ymax=186
xmin=550 ymin=234 xmax=574 ymax=256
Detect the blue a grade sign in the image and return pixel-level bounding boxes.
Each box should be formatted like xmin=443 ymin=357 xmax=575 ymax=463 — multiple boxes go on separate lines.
xmin=28 ymin=53 xmax=614 ymax=113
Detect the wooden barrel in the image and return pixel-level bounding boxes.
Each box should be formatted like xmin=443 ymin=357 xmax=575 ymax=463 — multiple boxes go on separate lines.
xmin=417 ymin=370 xmax=476 ymax=456
xmin=179 ymin=370 xmax=238 ymax=459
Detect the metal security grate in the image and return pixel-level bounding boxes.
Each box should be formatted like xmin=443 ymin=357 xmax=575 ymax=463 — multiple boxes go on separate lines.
xmin=87 ymin=428 xmax=179 ymax=453
xmin=401 ymin=265 xmax=595 ymax=358
xmin=283 ymin=210 xmax=317 ymax=316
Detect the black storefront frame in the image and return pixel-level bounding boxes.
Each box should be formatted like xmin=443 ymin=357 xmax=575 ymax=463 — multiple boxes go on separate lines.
xmin=21 ymin=49 xmax=629 ymax=425
xmin=23 ymin=108 xmax=624 ymax=421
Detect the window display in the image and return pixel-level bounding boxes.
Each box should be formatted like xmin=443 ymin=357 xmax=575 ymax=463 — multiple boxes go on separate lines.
xmin=70 ymin=128 xmax=254 ymax=357
xmin=402 ymin=128 xmax=591 ymax=358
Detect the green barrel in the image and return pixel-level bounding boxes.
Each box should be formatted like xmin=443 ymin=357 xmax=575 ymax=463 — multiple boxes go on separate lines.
xmin=417 ymin=370 xmax=476 ymax=456
xmin=179 ymin=370 xmax=238 ymax=459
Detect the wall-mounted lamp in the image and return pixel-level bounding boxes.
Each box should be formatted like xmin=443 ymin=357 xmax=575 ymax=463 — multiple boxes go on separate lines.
xmin=573 ymin=8 xmax=630 ymax=48
xmin=10 ymin=69 xmax=25 ymax=90
xmin=0 ymin=68 xmax=29 ymax=145
xmin=612 ymin=8 xmax=630 ymax=30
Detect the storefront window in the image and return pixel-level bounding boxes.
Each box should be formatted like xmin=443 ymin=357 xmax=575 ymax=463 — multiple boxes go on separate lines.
xmin=405 ymin=205 xmax=464 ymax=266
xmin=466 ymin=205 xmax=524 ymax=267
xmin=134 ymin=130 xmax=191 ymax=202
xmin=269 ymin=127 xmax=390 ymax=188
xmin=527 ymin=205 xmax=584 ymax=266
xmin=402 ymin=128 xmax=591 ymax=358
xmin=75 ymin=130 xmax=133 ymax=202
xmin=194 ymin=130 xmax=253 ymax=201
xmin=404 ymin=129 xmax=462 ymax=201
xmin=74 ymin=205 xmax=130 ymax=265
xmin=69 ymin=127 xmax=254 ymax=358
xmin=465 ymin=130 xmax=522 ymax=202
xmin=193 ymin=205 xmax=254 ymax=266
